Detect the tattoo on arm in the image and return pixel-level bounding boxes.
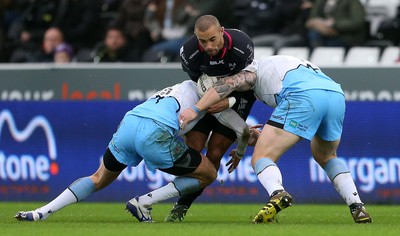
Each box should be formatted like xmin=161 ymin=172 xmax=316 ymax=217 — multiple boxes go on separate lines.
xmin=213 ymin=71 xmax=256 ymax=99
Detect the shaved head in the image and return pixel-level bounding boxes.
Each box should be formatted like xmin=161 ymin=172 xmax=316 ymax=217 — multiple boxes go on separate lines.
xmin=194 ymin=15 xmax=221 ymax=32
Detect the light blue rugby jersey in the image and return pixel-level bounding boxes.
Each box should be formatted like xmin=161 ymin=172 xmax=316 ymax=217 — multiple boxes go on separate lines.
xmin=246 ymin=55 xmax=344 ymax=107
xmin=126 ymin=80 xmax=200 ymax=135
xmin=129 ymin=97 xmax=180 ymax=133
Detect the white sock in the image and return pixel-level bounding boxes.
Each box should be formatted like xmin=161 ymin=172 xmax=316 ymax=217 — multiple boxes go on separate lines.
xmin=257 ymin=165 xmax=284 ymax=196
xmin=36 ymin=188 xmax=77 ymax=219
xmin=332 ymin=173 xmax=362 ymax=205
xmin=137 ymin=182 xmax=179 ymax=207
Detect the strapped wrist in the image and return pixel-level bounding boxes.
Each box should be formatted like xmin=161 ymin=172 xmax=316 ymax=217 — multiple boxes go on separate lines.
xmin=236 ymin=150 xmax=244 ymax=159
xmin=192 ymin=105 xmax=200 ymax=114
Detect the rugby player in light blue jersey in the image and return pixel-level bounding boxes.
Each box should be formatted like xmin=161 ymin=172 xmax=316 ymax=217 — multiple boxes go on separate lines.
xmin=179 ymin=55 xmax=372 ymax=224
xmin=14 ymin=79 xmax=250 ymax=222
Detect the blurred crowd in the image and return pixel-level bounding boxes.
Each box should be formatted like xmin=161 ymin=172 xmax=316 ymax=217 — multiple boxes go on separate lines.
xmin=0 ymin=0 xmax=399 ymax=63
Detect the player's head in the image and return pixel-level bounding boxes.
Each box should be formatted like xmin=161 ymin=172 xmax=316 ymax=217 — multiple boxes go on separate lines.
xmin=194 ymin=15 xmax=224 ymax=57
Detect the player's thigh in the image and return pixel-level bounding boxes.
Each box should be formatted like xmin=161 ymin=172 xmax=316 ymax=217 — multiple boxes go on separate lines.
xmin=108 ymin=115 xmax=143 ymax=167
xmin=252 ymin=124 xmax=300 ymax=164
xmin=316 ymin=91 xmax=345 ymax=141
xmin=206 ymin=131 xmax=235 ymax=165
xmin=160 ymin=147 xmax=216 ymax=185
xmin=311 ymin=135 xmax=340 ymax=166
xmin=138 ymin=122 xmax=189 ymax=170
xmin=188 ymin=153 xmax=217 ymax=186
xmin=271 ymin=91 xmax=324 ymax=140
xmin=185 ymin=130 xmax=209 ymax=152
xmin=185 ymin=114 xmax=216 ymax=151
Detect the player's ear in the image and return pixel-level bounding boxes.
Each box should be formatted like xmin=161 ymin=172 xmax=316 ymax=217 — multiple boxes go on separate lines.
xmin=221 ymin=26 xmax=224 ymax=33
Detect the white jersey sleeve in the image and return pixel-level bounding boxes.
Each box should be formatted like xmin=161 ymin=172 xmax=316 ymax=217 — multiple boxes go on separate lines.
xmin=212 ymin=109 xmax=249 ymax=156
xmin=245 ymin=55 xmax=323 ymax=107
xmin=244 ymin=59 xmax=282 ymax=107
xmin=151 ymin=80 xmax=205 ymax=136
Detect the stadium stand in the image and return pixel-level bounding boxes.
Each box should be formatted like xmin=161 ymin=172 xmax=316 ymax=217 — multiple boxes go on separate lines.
xmin=379 ymin=46 xmax=400 ymax=65
xmin=277 ymin=47 xmax=310 ymax=61
xmin=1 ymin=0 xmax=399 ymax=65
xmin=309 ymin=47 xmax=346 ymax=67
xmin=344 ymin=46 xmax=381 ymax=66
xmin=254 ymin=46 xmax=274 ymax=60
xmin=362 ymin=0 xmax=399 ymax=37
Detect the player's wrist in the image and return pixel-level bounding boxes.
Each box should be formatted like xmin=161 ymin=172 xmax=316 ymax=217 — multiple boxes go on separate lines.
xmin=192 ymin=105 xmax=200 ymax=114
xmin=236 ymin=150 xmax=244 ymax=159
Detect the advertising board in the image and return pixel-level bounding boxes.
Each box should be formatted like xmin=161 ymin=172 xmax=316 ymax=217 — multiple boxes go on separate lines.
xmin=1 ymin=101 xmax=399 ymax=203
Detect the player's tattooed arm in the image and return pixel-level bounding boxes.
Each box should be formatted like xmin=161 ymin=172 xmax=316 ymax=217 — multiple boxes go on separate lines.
xmin=213 ymin=71 xmax=257 ymax=99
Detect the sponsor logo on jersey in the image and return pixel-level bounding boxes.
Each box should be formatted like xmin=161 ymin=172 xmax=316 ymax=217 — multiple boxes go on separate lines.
xmin=210 ymin=60 xmax=224 ymax=65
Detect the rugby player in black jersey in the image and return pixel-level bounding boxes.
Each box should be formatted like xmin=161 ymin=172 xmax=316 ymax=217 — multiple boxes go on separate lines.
xmin=165 ymin=15 xmax=256 ymax=222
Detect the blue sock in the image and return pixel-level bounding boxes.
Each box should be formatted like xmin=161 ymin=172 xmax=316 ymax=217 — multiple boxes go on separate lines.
xmin=322 ymin=158 xmax=349 ymax=181
xmin=68 ymin=177 xmax=96 ymax=202
xmin=172 ymin=177 xmax=201 ymax=196
xmin=254 ymin=158 xmax=276 ymax=175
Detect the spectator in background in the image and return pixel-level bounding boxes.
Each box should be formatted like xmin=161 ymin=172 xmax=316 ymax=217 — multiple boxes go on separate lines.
xmin=142 ymin=0 xmax=236 ymax=62
xmin=9 ymin=26 xmax=65 ymax=62
xmin=52 ymin=0 xmax=101 ymax=52
xmin=306 ymin=0 xmax=366 ymax=49
xmin=6 ymin=0 xmax=61 ymax=61
xmin=0 ymin=0 xmax=7 ymax=62
xmin=100 ymin=0 xmax=124 ymax=14
xmin=142 ymin=0 xmax=197 ymax=62
xmin=185 ymin=0 xmax=236 ymax=29
xmin=111 ymin=0 xmax=152 ymax=62
xmin=237 ymin=0 xmax=281 ymax=38
xmin=1 ymin=0 xmax=31 ymax=62
xmin=93 ymin=26 xmax=139 ymax=62
xmin=53 ymin=42 xmax=73 ymax=63
xmin=251 ymin=0 xmax=314 ymax=53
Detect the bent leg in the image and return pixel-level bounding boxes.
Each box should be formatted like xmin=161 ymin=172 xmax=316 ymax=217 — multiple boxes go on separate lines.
xmin=312 ymin=136 xmax=363 ymax=205
xmin=252 ymin=124 xmax=300 ymax=195
xmin=176 ymin=130 xmax=233 ymax=209
xmin=311 ymin=135 xmax=371 ymax=223
xmin=135 ymin=149 xmax=216 ymax=207
xmin=28 ymin=148 xmax=123 ymax=220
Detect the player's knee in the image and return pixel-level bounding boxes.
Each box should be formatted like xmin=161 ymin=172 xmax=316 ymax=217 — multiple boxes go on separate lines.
xmin=206 ymin=150 xmax=224 ymax=169
xmin=200 ymin=157 xmax=218 ymax=185
xmin=204 ymin=167 xmax=217 ymax=185
xmin=208 ymin=156 xmax=221 ymax=170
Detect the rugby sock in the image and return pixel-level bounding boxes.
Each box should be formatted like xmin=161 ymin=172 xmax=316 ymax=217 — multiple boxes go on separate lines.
xmin=138 ymin=182 xmax=180 ymax=207
xmin=68 ymin=177 xmax=97 ymax=201
xmin=172 ymin=176 xmax=201 ymax=195
xmin=176 ymin=188 xmax=205 ymax=208
xmin=332 ymin=173 xmax=363 ymax=205
xmin=138 ymin=177 xmax=200 ymax=207
xmin=36 ymin=177 xmax=96 ymax=219
xmin=323 ymin=158 xmax=362 ymax=205
xmin=254 ymin=158 xmax=284 ymax=196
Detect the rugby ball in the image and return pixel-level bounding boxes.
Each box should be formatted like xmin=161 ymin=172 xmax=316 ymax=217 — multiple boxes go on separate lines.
xmin=197 ymin=74 xmax=218 ymax=97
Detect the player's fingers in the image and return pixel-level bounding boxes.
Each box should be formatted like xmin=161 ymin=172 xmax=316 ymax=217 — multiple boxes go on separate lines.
xmin=250 ymin=124 xmax=263 ymax=129
xmin=179 ymin=119 xmax=186 ymax=130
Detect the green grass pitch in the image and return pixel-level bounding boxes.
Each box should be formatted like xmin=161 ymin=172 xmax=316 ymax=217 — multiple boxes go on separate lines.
xmin=2 ymin=202 xmax=400 ymax=236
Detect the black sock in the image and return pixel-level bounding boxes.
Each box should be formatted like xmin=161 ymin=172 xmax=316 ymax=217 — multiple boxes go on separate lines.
xmin=176 ymin=187 xmax=205 ymax=208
